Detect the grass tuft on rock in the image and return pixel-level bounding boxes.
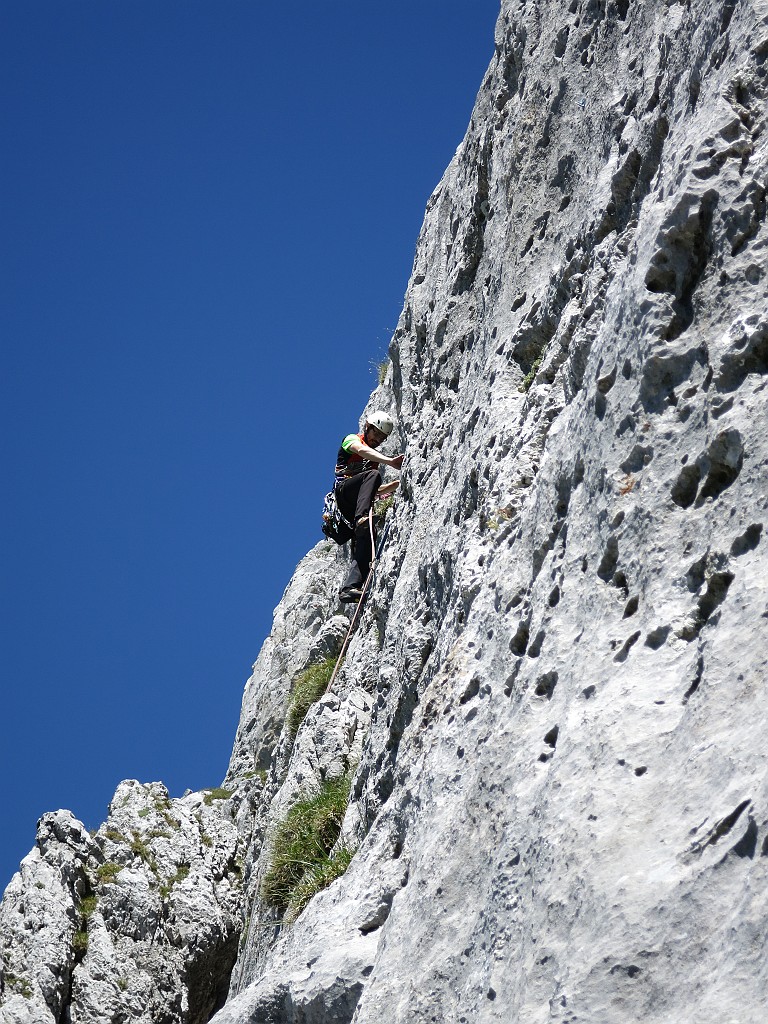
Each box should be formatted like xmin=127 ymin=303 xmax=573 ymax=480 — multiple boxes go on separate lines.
xmin=371 ymin=357 xmax=389 ymax=384
xmin=260 ymin=775 xmax=352 ymax=917
xmin=5 ymin=973 xmax=33 ymax=999
xmin=96 ymin=862 xmax=123 ymax=884
xmin=286 ymin=845 xmax=354 ymax=922
xmin=159 ymin=863 xmax=190 ymax=901
xmin=202 ymin=787 xmax=233 ymax=806
xmin=79 ymin=896 xmax=98 ymax=920
xmin=285 ymin=657 xmax=336 ymax=740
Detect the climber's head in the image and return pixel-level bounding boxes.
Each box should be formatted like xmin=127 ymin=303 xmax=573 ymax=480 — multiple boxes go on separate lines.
xmin=364 ymin=411 xmax=394 ymax=447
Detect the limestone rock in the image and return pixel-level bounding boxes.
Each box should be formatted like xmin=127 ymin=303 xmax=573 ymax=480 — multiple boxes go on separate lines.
xmin=225 ymin=543 xmax=346 ymax=785
xmin=1 ymin=783 xmax=244 ymax=1024
xmin=218 ymin=0 xmax=768 ymax=1021
xmin=4 ymin=1 xmax=768 ymax=1022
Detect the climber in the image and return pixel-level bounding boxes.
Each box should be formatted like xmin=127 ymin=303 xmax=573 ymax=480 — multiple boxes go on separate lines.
xmin=335 ymin=411 xmax=404 ymax=603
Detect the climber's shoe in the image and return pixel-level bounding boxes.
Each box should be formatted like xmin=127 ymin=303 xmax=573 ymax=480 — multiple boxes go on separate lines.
xmin=339 ymin=587 xmax=363 ymax=604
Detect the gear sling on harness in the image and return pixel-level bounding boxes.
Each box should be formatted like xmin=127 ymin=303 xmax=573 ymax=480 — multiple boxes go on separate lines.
xmin=321 ymin=488 xmax=354 ymax=544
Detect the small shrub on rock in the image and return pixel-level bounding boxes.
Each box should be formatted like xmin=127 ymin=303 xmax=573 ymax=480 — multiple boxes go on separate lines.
xmin=373 ymin=495 xmax=395 ymax=519
xmin=519 ymin=353 xmax=543 ymax=392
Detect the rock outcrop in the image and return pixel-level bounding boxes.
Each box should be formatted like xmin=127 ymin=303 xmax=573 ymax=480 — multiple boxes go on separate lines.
xmin=3 ymin=0 xmax=768 ymax=1021
xmin=0 ymin=784 xmax=244 ymax=1023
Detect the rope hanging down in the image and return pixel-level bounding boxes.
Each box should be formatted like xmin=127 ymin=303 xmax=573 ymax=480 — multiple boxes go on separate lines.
xmin=325 ymin=505 xmax=388 ymax=695
xmin=235 ymin=500 xmax=393 ymax=991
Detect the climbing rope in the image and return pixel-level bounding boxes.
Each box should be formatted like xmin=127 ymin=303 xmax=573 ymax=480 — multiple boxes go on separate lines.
xmin=325 ymin=505 xmax=388 ymax=695
xmin=235 ymin=486 xmax=398 ymax=990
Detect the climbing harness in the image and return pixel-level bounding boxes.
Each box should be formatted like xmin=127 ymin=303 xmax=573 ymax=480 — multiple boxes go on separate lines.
xmin=325 ymin=506 xmax=389 ymax=694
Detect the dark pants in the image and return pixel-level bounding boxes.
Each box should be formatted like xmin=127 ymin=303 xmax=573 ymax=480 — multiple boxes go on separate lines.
xmin=335 ymin=470 xmax=381 ymax=591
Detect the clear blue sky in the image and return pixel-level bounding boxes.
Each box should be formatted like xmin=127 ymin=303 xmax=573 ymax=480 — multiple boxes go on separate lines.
xmin=1 ymin=1 xmax=499 ymax=892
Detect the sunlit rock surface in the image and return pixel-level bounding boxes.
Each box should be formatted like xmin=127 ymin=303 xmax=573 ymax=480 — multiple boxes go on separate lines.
xmin=0 ymin=784 xmax=244 ymax=1024
xmin=3 ymin=1 xmax=768 ymax=1021
xmin=219 ymin=0 xmax=768 ymax=1020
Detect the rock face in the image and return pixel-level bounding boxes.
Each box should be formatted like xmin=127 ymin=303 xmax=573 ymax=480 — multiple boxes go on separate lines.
xmin=0 ymin=783 xmax=244 ymax=1023
xmin=3 ymin=0 xmax=768 ymax=1021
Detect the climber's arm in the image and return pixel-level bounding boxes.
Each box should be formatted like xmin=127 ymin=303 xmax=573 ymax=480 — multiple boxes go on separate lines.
xmin=345 ymin=436 xmax=404 ymax=469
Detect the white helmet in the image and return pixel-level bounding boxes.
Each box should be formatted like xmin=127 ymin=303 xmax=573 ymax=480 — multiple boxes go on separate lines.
xmin=366 ymin=410 xmax=394 ymax=436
